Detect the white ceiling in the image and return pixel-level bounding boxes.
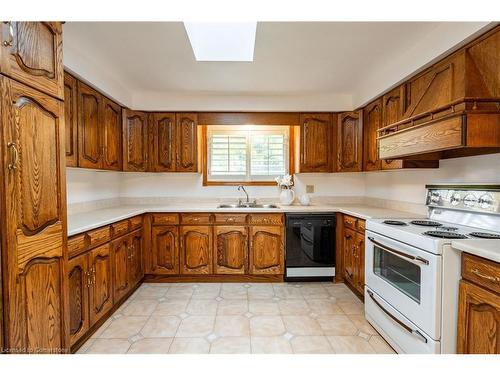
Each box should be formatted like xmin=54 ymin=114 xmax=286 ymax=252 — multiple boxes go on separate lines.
xmin=63 ymin=22 xmax=491 ymax=110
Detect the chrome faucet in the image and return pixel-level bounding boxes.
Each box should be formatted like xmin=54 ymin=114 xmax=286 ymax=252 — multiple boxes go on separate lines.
xmin=237 ymin=185 xmax=249 ymax=204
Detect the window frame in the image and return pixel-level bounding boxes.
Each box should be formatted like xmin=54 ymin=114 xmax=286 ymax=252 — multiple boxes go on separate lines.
xmin=202 ymin=124 xmax=295 ymax=186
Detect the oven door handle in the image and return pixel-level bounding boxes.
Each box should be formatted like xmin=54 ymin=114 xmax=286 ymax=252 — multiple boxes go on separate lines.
xmin=368 ymin=237 xmax=429 ymax=265
xmin=367 ymin=290 xmax=428 ymax=344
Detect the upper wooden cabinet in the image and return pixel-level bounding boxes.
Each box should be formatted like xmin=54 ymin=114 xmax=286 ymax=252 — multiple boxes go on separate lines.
xmin=298 ymin=113 xmax=333 ymax=172
xmin=0 ymin=76 xmax=67 ymax=351
xmin=0 ymin=22 xmax=64 ymax=99
xmin=176 ymin=113 xmax=198 ymax=172
xmin=363 ymin=99 xmax=382 ymax=171
xmin=337 ymin=110 xmax=363 ymax=172
xmin=101 ymin=97 xmax=122 ymax=170
xmin=149 ymin=112 xmax=176 ymax=172
xmin=64 ymin=72 xmax=78 ymax=167
xmin=123 ymin=109 xmax=148 ymax=172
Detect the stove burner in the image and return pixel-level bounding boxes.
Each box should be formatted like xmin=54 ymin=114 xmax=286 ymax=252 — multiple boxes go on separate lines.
xmin=383 ymin=220 xmax=407 ymax=226
xmin=424 ymin=231 xmax=468 ymax=239
xmin=411 ymin=220 xmax=443 ymax=227
xmin=440 ymin=226 xmax=459 ymax=231
xmin=469 ymin=232 xmax=500 ymax=239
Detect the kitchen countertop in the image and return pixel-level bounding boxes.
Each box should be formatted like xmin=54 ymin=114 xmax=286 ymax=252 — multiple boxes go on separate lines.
xmin=451 ymin=240 xmax=500 ymax=263
xmin=67 ymin=203 xmax=421 ymax=236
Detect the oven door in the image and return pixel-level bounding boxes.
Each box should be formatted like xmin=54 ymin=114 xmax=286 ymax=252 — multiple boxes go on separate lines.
xmin=365 ymin=230 xmax=442 ymax=340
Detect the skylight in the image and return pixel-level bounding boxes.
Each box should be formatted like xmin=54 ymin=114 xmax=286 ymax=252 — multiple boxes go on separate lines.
xmin=183 ymin=22 xmax=257 ymax=62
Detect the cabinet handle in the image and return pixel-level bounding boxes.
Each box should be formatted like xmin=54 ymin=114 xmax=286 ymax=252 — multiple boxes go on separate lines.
xmin=226 ymin=217 xmax=235 ymax=223
xmin=471 ymin=268 xmax=500 ymax=283
xmin=7 ymin=142 xmax=18 ymax=170
xmin=2 ymin=22 xmax=13 ymax=47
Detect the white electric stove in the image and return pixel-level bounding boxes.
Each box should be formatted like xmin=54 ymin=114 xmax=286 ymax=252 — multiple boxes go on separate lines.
xmin=364 ymin=185 xmax=500 ymax=354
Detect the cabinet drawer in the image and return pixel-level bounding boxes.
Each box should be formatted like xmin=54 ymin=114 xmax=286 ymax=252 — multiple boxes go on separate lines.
xmin=68 ymin=234 xmax=87 ymax=258
xmin=111 ymin=220 xmax=129 ymax=238
xmin=181 ymin=213 xmax=212 ymax=225
xmin=249 ymin=214 xmax=283 ymax=226
xmin=343 ymin=215 xmax=358 ymax=230
xmin=214 ymin=214 xmax=248 ymax=225
xmin=357 ymin=219 xmax=366 ymax=232
xmin=462 ymin=253 xmax=500 ymax=294
xmin=129 ymin=215 xmax=143 ymax=230
xmin=86 ymin=226 xmax=111 ymax=249
xmin=152 ymin=214 xmax=179 ymax=226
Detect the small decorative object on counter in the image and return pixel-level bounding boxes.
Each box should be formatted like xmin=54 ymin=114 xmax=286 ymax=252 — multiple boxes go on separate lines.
xmin=275 ymin=174 xmax=295 ymax=205
xmin=299 ymin=193 xmax=311 ymax=206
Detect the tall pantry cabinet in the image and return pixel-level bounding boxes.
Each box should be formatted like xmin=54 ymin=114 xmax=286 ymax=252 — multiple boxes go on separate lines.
xmin=0 ymin=22 xmax=68 ymax=353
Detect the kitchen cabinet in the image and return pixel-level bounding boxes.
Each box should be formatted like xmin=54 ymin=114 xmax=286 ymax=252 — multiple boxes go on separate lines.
xmin=0 ymin=75 xmax=67 ymax=352
xmin=112 ymin=236 xmax=130 ymax=302
xmin=176 ymin=113 xmax=198 ymax=172
xmin=249 ymin=226 xmax=284 ymax=275
xmin=88 ymin=244 xmax=113 ymax=326
xmin=363 ymin=99 xmax=382 ymax=171
xmin=76 ymin=80 xmax=122 ymax=170
xmin=0 ymin=22 xmax=64 ymax=100
xmin=180 ymin=226 xmax=213 ymax=275
xmin=151 ymin=226 xmax=179 ymax=274
xmin=129 ymin=229 xmax=144 ymax=286
xmin=149 ymin=112 xmax=176 ymax=172
xmin=341 ymin=215 xmax=365 ymax=296
xmin=298 ymin=113 xmax=333 ymax=172
xmin=67 ymin=254 xmax=90 ymax=346
xmin=123 ymin=109 xmax=148 ymax=172
xmin=337 ymin=110 xmax=363 ymax=172
xmin=214 ymin=226 xmax=248 ymax=275
xmin=457 ymin=253 xmax=500 ymax=354
xmin=64 ymin=72 xmax=78 ymax=167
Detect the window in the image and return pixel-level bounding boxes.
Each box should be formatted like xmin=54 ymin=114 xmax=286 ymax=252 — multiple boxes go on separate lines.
xmin=205 ymin=125 xmax=290 ymax=185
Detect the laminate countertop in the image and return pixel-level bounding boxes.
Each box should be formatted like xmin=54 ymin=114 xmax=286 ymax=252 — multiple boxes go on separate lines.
xmin=451 ymin=240 xmax=500 ymax=263
xmin=67 ymin=203 xmax=422 ymax=236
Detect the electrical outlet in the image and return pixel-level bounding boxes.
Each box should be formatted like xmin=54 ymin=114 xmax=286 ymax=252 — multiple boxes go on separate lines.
xmin=306 ymin=185 xmax=315 ymax=194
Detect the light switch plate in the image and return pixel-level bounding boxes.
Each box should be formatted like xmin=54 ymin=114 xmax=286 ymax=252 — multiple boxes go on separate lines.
xmin=306 ymin=185 xmax=315 ymax=194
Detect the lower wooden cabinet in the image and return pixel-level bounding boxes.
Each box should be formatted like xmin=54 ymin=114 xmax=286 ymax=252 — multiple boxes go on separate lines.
xmin=112 ymin=236 xmax=130 ymax=302
xmin=88 ymin=244 xmax=114 ymax=326
xmin=129 ymin=229 xmax=144 ymax=286
xmin=457 ymin=253 xmax=500 ymax=354
xmin=151 ymin=226 xmax=179 ymax=274
xmin=249 ymin=226 xmax=284 ymax=275
xmin=67 ymin=254 xmax=90 ymax=347
xmin=214 ymin=226 xmax=248 ymax=275
xmin=341 ymin=215 xmax=365 ymax=296
xmin=180 ymin=226 xmax=213 ymax=275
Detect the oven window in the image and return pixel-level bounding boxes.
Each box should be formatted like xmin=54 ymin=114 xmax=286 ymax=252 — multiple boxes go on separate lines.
xmin=373 ymin=245 xmax=421 ymax=303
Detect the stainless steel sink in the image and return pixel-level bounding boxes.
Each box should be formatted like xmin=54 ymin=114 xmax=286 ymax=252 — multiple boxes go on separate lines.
xmin=217 ymin=203 xmax=279 ymax=209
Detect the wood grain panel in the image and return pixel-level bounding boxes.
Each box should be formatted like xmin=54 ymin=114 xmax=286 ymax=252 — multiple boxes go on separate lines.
xmin=151 ymin=226 xmax=179 ymax=275
xmin=67 ymin=254 xmax=89 ymax=346
xmin=363 ymin=99 xmax=382 ymax=171
xmin=89 ymin=244 xmax=113 ymax=326
xmin=462 ymin=253 xmax=500 ymax=294
xmin=64 ymin=72 xmax=78 ymax=167
xmin=152 ymin=213 xmax=179 ymax=226
xmin=248 ymin=214 xmax=283 ymax=226
xmin=179 ymin=226 xmax=212 ymax=275
xmin=180 ymin=213 xmax=212 ymax=225
xmin=337 ymin=110 xmax=363 ymax=172
xmin=298 ymin=113 xmax=332 ymax=172
xmin=249 ymin=226 xmax=284 ymax=275
xmin=101 ymin=97 xmax=122 ymax=171
xmin=128 ymin=229 xmax=143 ymax=286
xmin=77 ymin=81 xmax=101 ymax=169
xmin=198 ymin=112 xmax=300 ymax=126
xmin=176 ymin=113 xmax=198 ymax=172
xmin=112 ymin=236 xmax=129 ymax=302
xmin=122 ymin=109 xmax=148 ymax=171
xmin=149 ymin=113 xmax=176 ymax=172
xmin=214 ymin=226 xmax=247 ymax=275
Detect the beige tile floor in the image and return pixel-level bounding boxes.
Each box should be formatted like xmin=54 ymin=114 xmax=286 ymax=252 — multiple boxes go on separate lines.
xmin=77 ymin=282 xmax=396 ymax=354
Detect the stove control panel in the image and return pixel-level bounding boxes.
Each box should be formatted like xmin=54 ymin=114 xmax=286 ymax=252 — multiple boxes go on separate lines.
xmin=426 ymin=186 xmax=500 ymax=214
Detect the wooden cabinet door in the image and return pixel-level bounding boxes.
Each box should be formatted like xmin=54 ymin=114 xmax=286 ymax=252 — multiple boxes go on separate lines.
xmin=179 ymin=226 xmax=212 ymax=275
xmin=78 ymin=81 xmax=102 ymax=169
xmin=457 ymin=281 xmax=500 ymax=354
xmin=101 ymin=97 xmax=122 ymax=171
xmin=343 ymin=228 xmax=356 ymax=285
xmin=149 ymin=113 xmax=176 ymax=172
xmin=176 ymin=113 xmax=198 ymax=172
xmin=0 ymin=76 xmax=67 ymax=351
xmin=355 ymin=231 xmax=365 ymax=294
xmin=129 ymin=229 xmax=143 ymax=287
xmin=0 ymin=22 xmax=64 ymax=99
xmin=214 ymin=226 xmax=248 ymax=275
xmin=122 ymin=109 xmax=148 ymax=171
xmin=89 ymin=244 xmax=113 ymax=326
xmin=67 ymin=254 xmax=90 ymax=346
xmin=249 ymin=226 xmax=284 ymax=275
xmin=111 ymin=236 xmax=130 ymax=302
xmin=299 ymin=113 xmax=332 ymax=172
xmin=64 ymin=72 xmax=78 ymax=167
xmin=337 ymin=110 xmax=363 ymax=172
xmin=151 ymin=226 xmax=179 ymax=275
xmin=363 ymin=99 xmax=382 ymax=171
xmin=381 ymin=86 xmax=404 ymax=170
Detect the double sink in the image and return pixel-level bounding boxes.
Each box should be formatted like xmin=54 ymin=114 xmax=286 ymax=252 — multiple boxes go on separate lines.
xmin=217 ymin=203 xmax=279 ymax=209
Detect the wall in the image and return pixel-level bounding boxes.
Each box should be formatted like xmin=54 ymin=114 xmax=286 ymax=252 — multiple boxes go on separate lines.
xmin=66 ymin=168 xmax=122 ymax=205
xmin=364 ymin=153 xmax=500 ymax=204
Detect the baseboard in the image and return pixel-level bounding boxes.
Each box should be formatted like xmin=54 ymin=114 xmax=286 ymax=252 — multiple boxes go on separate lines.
xmin=143 ymin=274 xmax=284 ymax=283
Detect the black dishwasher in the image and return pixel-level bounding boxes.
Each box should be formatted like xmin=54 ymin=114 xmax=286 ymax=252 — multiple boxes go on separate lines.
xmin=285 ymin=214 xmax=336 ymax=281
